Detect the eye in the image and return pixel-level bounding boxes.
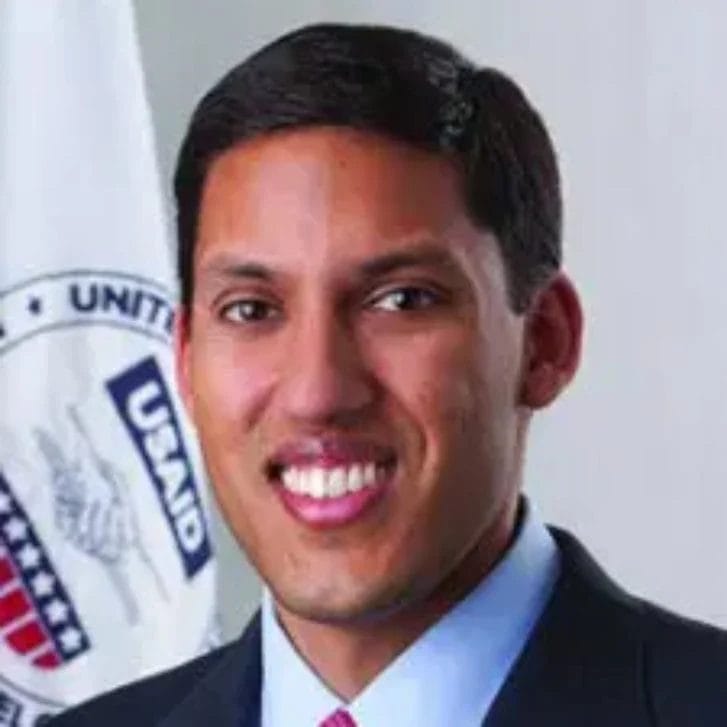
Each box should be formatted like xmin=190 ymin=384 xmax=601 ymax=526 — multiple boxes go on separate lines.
xmin=220 ymin=299 xmax=279 ymax=323
xmin=368 ymin=286 xmax=441 ymax=312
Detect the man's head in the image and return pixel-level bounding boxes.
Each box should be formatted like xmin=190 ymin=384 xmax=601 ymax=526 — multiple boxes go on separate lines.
xmin=174 ymin=24 xmax=581 ymax=626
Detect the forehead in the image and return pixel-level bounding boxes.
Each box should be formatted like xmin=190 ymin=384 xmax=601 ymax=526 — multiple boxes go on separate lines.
xmin=194 ymin=126 xmax=497 ymax=279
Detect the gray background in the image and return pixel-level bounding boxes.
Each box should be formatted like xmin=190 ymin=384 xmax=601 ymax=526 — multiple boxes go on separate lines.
xmin=132 ymin=0 xmax=727 ymax=640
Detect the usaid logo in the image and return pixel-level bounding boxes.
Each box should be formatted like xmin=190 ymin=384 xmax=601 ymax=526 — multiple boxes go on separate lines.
xmin=0 ymin=270 xmax=216 ymax=723
xmin=106 ymin=357 xmax=211 ymax=579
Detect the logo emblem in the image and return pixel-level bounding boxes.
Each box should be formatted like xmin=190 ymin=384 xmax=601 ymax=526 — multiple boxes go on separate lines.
xmin=0 ymin=271 xmax=215 ymax=724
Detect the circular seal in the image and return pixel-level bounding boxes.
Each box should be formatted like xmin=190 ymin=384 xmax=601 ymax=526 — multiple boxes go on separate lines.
xmin=0 ymin=270 xmax=216 ymax=724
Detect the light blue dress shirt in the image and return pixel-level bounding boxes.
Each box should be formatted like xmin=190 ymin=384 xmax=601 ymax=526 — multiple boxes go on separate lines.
xmin=261 ymin=500 xmax=560 ymax=727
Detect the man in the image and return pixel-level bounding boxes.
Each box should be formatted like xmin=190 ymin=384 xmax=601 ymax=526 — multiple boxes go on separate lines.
xmin=52 ymin=22 xmax=727 ymax=727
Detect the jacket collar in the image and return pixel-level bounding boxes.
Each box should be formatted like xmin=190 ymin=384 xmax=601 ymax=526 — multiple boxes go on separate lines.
xmin=158 ymin=611 xmax=262 ymax=727
xmin=158 ymin=528 xmax=652 ymax=727
xmin=484 ymin=528 xmax=650 ymax=726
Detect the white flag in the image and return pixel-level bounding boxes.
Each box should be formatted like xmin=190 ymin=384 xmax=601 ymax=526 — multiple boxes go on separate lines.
xmin=0 ymin=2 xmax=217 ymax=723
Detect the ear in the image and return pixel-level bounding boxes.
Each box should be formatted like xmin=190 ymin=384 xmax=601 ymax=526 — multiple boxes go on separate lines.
xmin=519 ymin=273 xmax=583 ymax=409
xmin=173 ymin=304 xmax=195 ymax=418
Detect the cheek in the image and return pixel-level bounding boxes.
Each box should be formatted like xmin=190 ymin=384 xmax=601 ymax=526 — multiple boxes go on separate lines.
xmin=375 ymin=328 xmax=480 ymax=431
xmin=188 ymin=334 xmax=277 ymax=442
xmin=373 ymin=323 xmax=520 ymax=507
xmin=186 ymin=337 xmax=280 ymax=552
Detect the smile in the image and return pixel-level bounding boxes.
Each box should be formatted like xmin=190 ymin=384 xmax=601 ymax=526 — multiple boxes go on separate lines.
xmin=266 ymin=439 xmax=396 ymax=528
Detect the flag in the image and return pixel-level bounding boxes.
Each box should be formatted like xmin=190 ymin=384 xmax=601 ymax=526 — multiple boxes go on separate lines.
xmin=0 ymin=2 xmax=217 ymax=723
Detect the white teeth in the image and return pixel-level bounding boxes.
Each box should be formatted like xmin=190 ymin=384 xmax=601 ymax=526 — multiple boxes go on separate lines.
xmin=282 ymin=467 xmax=298 ymax=492
xmin=309 ymin=468 xmax=326 ymax=498
xmin=327 ymin=467 xmax=347 ymax=497
xmin=347 ymin=464 xmax=364 ymax=492
xmin=363 ymin=463 xmax=376 ymax=487
xmin=279 ymin=461 xmax=388 ymax=499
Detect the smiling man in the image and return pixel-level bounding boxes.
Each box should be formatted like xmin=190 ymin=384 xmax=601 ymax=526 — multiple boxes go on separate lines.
xmin=53 ymin=23 xmax=727 ymax=727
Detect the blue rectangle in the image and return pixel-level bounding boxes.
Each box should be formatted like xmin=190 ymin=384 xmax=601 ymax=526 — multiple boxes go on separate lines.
xmin=106 ymin=356 xmax=212 ymax=579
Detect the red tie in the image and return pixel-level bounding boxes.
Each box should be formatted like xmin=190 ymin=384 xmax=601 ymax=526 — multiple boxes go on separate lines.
xmin=319 ymin=708 xmax=357 ymax=727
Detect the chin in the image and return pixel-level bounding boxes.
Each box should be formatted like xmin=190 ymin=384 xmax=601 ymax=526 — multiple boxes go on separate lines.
xmin=272 ymin=572 xmax=423 ymax=626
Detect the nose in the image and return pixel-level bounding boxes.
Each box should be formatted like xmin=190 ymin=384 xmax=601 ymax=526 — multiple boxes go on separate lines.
xmin=278 ymin=307 xmax=377 ymax=427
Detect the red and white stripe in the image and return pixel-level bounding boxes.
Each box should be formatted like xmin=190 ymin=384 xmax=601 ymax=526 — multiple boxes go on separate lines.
xmin=0 ymin=546 xmax=61 ymax=669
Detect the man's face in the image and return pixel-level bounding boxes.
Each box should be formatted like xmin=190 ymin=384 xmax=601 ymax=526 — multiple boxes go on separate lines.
xmin=177 ymin=127 xmax=528 ymax=623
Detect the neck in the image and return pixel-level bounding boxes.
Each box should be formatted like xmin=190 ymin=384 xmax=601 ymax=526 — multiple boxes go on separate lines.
xmin=275 ymin=496 xmax=519 ymax=701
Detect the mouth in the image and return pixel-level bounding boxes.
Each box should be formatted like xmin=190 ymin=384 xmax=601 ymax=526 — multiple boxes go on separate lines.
xmin=266 ymin=440 xmax=397 ymax=528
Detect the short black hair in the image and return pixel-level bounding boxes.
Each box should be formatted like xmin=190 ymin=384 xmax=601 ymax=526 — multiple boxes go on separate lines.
xmin=174 ymin=23 xmax=561 ymax=312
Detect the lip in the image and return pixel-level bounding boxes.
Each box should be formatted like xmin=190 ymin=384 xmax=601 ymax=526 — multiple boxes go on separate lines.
xmin=276 ymin=477 xmax=389 ymax=529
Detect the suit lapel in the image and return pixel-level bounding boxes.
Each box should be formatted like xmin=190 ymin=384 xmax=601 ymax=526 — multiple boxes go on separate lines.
xmin=157 ymin=529 xmax=653 ymax=726
xmin=159 ymin=612 xmax=262 ymax=727
xmin=483 ymin=529 xmax=651 ymax=726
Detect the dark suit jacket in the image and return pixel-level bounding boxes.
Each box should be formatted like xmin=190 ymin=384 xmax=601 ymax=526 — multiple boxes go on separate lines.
xmin=50 ymin=529 xmax=727 ymax=726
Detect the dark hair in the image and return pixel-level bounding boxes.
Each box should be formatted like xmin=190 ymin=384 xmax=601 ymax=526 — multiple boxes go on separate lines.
xmin=174 ymin=23 xmax=561 ymax=312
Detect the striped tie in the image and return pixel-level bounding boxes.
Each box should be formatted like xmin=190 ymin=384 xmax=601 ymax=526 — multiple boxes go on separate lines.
xmin=319 ymin=708 xmax=357 ymax=727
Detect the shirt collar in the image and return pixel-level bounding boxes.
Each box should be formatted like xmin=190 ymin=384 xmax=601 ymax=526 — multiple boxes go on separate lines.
xmin=261 ymin=499 xmax=560 ymax=727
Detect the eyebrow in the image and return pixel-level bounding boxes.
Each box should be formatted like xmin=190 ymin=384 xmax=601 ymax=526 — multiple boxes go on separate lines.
xmin=198 ymin=242 xmax=460 ymax=287
xmin=199 ymin=256 xmax=275 ymax=283
xmin=357 ymin=244 xmax=459 ymax=279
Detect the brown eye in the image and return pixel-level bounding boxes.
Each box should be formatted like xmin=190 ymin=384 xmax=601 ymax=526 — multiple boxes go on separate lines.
xmin=369 ymin=287 xmax=440 ymax=312
xmin=220 ymin=299 xmax=279 ymax=323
